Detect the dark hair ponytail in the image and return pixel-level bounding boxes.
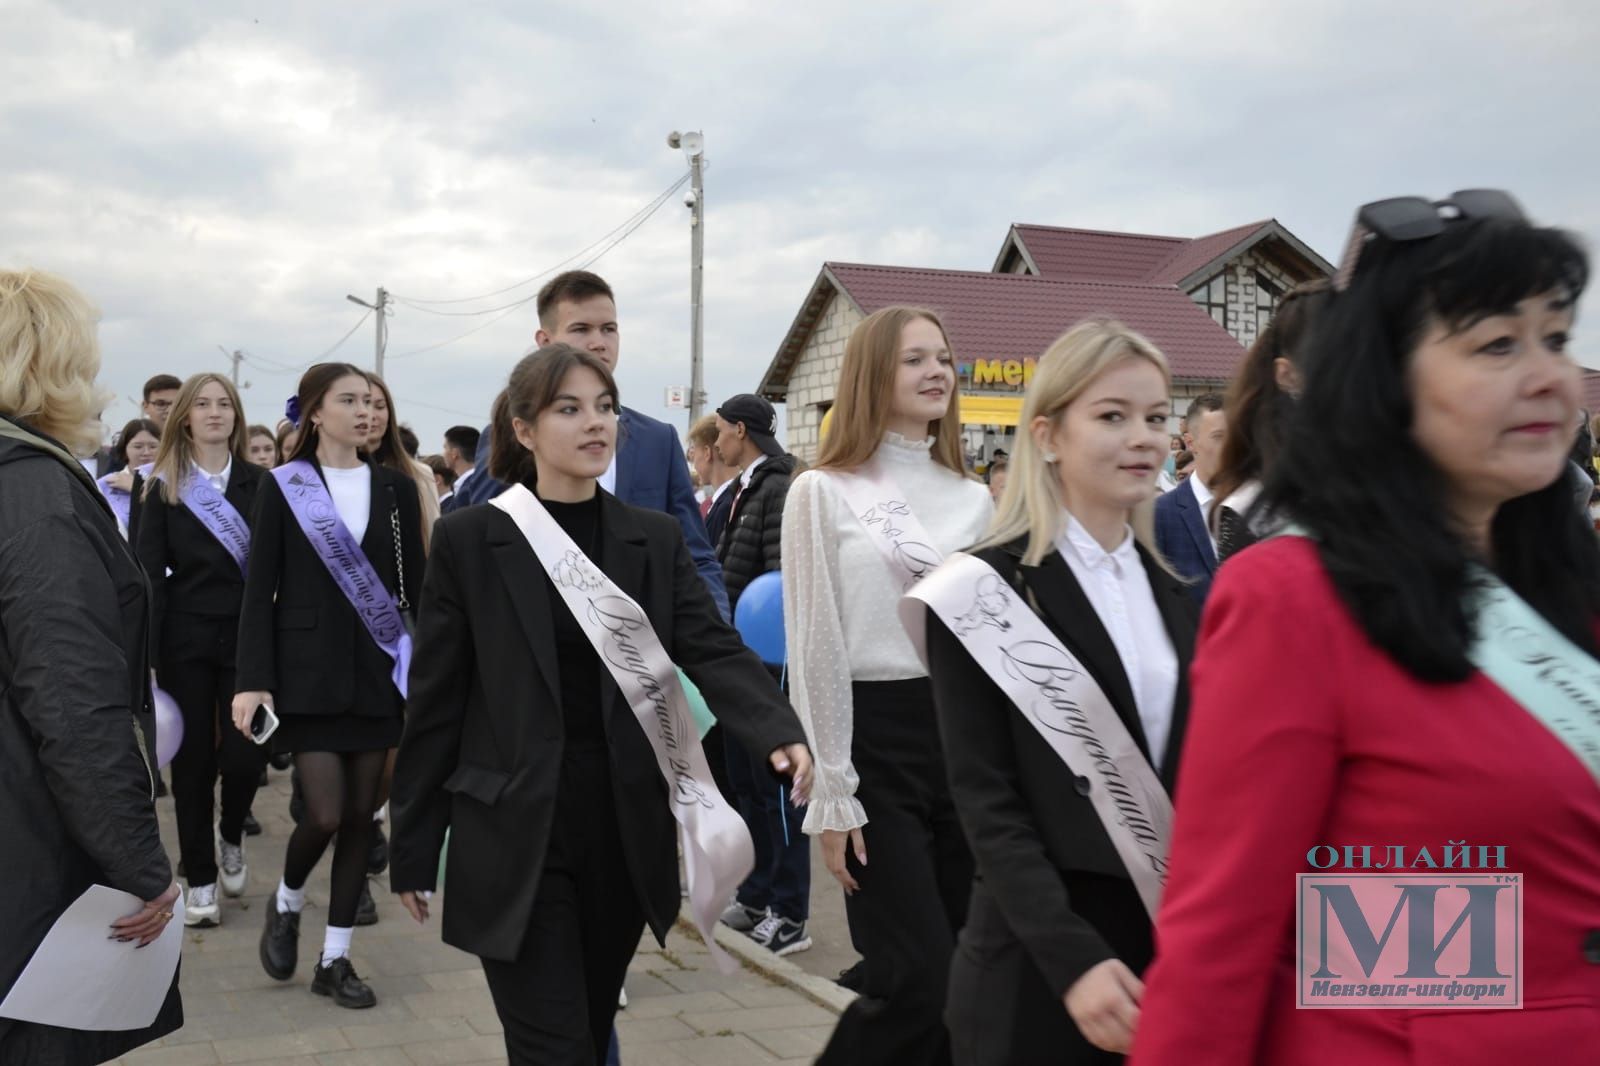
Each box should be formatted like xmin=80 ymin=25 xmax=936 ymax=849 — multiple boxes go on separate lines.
xmin=488 ymin=343 xmax=619 ymax=485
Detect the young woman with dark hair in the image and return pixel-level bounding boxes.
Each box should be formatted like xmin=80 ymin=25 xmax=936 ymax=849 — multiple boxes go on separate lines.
xmin=137 ymin=373 xmax=264 ymax=928
xmin=784 ymin=305 xmax=993 ymax=1065
xmin=389 ymin=343 xmax=811 ymax=1065
xmin=1207 ymin=279 xmax=1330 ymax=561
xmin=232 ymin=362 xmax=425 ymax=1010
xmin=95 ymin=416 xmax=160 ymax=535
xmin=1132 ymin=193 xmax=1600 ymax=1065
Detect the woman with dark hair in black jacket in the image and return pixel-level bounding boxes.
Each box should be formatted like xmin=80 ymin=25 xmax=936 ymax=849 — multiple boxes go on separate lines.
xmin=233 ymin=362 xmax=425 ymax=1011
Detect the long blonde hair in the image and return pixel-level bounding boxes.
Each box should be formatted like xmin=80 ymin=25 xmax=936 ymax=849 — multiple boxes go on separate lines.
xmin=978 ymin=319 xmax=1172 ymax=566
xmin=815 ymin=305 xmax=968 ymax=476
xmin=147 ymin=373 xmax=250 ymax=504
xmin=0 ymin=269 xmax=112 ymax=455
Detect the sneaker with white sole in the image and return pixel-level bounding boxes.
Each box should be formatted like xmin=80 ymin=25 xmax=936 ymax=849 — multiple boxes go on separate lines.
xmin=618 ymin=986 xmax=628 ymax=1009
xmin=220 ymin=841 xmax=248 ymax=897
xmin=719 ymin=901 xmax=766 ymax=933
xmin=750 ymin=913 xmax=811 ymax=956
xmin=185 ymin=883 xmax=220 ymax=927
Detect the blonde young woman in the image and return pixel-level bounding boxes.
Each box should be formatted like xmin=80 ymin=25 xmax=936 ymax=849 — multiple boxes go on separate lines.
xmin=0 ymin=269 xmax=181 ymax=1063
xmin=366 ymin=373 xmax=440 ymax=553
xmin=136 ymin=373 xmax=265 ymax=927
xmin=913 ymin=321 xmax=1199 ymax=1064
xmin=783 ymin=305 xmax=993 ymax=1065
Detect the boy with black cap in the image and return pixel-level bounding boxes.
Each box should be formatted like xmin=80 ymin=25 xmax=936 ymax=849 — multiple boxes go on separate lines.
xmin=711 ymin=393 xmax=812 ymax=955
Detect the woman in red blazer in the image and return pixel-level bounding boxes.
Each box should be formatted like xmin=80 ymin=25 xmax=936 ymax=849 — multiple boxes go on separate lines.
xmin=1131 ymin=192 xmax=1600 ymax=1065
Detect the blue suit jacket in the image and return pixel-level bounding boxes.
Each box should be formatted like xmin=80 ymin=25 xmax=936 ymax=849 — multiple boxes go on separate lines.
xmin=1154 ymin=477 xmax=1218 ymax=607
xmin=456 ymin=408 xmax=729 ymax=619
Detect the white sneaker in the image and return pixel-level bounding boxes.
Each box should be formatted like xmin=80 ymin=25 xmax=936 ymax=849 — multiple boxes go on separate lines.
xmin=185 ymin=883 xmax=220 ymax=927
xmin=220 ymin=841 xmax=248 ymax=897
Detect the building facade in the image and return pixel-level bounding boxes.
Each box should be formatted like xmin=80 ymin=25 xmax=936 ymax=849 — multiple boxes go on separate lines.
xmin=760 ymin=219 xmax=1333 ymax=464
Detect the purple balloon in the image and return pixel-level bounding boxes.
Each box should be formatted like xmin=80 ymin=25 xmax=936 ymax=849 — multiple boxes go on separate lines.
xmin=152 ymin=682 xmax=184 ymax=769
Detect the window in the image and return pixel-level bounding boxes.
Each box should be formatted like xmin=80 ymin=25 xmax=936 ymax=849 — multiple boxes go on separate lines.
xmin=1256 ymin=273 xmax=1282 ymax=331
xmin=1193 ymin=273 xmax=1228 ymax=326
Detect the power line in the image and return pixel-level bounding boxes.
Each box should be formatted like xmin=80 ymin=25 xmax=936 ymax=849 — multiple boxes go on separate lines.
xmin=390 ymin=173 xmax=690 ymax=310
xmin=385 ymin=178 xmax=686 ymax=361
xmin=237 ymin=310 xmax=375 ymax=376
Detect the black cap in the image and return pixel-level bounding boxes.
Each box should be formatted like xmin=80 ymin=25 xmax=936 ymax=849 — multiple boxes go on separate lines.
xmin=717 ymin=394 xmax=784 ymax=458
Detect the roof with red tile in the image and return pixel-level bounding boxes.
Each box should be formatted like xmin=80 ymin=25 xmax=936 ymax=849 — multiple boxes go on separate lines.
xmin=823 ymin=262 xmax=1245 ymax=382
xmin=1004 ymin=225 xmax=1188 ymax=281
xmin=1582 ymin=369 xmax=1600 ymax=412
xmin=1146 ymin=220 xmax=1274 ymax=284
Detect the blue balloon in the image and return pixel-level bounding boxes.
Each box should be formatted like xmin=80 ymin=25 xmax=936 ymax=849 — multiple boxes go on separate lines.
xmin=733 ymin=571 xmax=786 ymax=666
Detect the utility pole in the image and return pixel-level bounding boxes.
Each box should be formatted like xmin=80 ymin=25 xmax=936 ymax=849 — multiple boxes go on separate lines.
xmin=346 ymin=287 xmax=389 ymax=377
xmin=667 ymin=131 xmax=706 ymax=422
xmin=216 ymin=346 xmax=248 ymax=389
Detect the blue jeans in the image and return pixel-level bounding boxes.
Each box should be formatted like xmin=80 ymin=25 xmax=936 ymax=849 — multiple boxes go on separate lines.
xmin=724 ymin=732 xmax=810 ymax=922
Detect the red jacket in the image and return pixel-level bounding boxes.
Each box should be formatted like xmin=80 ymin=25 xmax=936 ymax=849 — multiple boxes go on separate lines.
xmin=1131 ymin=537 xmax=1600 ymax=1065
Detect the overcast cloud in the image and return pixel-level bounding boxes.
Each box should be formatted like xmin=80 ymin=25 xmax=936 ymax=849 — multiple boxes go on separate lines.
xmin=4 ymin=0 xmax=1597 ymax=448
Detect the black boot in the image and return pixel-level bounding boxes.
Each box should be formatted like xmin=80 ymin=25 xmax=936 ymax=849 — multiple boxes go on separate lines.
xmin=260 ymin=897 xmax=300 ymax=981
xmin=242 ymin=811 xmax=262 ymax=837
xmin=270 ymin=752 xmax=292 ymax=771
xmin=355 ymin=880 xmax=379 ymax=927
xmin=312 ymin=956 xmax=377 ymax=1009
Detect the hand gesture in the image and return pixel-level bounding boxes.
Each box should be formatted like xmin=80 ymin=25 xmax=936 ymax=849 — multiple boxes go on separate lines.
xmin=110 ymin=881 xmax=180 ymax=947
xmin=1064 ymin=958 xmax=1144 ymax=1053
xmin=231 ymin=691 xmax=272 ymax=737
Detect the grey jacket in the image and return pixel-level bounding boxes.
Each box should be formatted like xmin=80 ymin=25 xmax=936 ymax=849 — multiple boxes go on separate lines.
xmin=0 ymin=415 xmax=181 ymax=1064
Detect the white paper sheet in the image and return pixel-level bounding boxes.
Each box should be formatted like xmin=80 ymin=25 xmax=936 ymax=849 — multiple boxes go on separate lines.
xmin=0 ymin=884 xmax=184 ymax=1031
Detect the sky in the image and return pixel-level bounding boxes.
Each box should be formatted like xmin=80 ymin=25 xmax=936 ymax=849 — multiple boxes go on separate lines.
xmin=4 ymin=0 xmax=1598 ymax=451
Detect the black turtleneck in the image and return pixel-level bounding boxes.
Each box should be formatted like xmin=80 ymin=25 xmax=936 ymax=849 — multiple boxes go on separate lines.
xmin=539 ymin=494 xmax=605 ymax=746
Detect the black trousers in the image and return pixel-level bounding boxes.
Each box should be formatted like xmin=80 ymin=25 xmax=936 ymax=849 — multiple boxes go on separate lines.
xmin=161 ymin=615 xmax=267 ymax=887
xmin=817 ymin=678 xmax=974 ymax=1066
xmin=480 ymin=743 xmax=646 ymax=1066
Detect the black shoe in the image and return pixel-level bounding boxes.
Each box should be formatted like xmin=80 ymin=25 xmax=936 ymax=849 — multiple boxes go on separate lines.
xmin=836 ymin=960 xmax=866 ymax=992
xmin=270 ymin=752 xmax=293 ymax=771
xmin=242 ymin=812 xmax=262 ymax=837
xmin=288 ymin=767 xmax=304 ymax=825
xmin=259 ymin=898 xmax=300 ymax=981
xmin=355 ymin=881 xmax=378 ymax=927
xmin=259 ymin=768 xmax=270 ymax=787
xmin=312 ymin=956 xmax=376 ymax=1009
xmin=367 ymin=824 xmax=389 ymax=876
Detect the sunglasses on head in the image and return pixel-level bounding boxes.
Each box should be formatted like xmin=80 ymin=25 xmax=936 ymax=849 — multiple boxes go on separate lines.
xmin=1332 ymin=189 xmax=1527 ymax=291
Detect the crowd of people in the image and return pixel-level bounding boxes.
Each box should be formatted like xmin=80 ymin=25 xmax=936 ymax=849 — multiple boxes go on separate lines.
xmin=2 ymin=187 xmax=1597 ymax=1066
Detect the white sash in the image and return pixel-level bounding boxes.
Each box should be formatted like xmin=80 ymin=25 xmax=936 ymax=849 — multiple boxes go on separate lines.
xmin=489 ymin=485 xmax=753 ymax=972
xmin=900 ymin=552 xmax=1173 ymax=916
xmin=825 ymin=465 xmax=945 ymax=591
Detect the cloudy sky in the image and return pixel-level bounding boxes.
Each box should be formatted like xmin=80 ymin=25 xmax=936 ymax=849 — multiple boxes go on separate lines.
xmin=4 ymin=0 xmax=1597 ymax=450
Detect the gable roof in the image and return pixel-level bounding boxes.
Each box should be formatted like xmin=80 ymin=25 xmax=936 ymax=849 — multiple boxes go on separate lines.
xmin=758 ymin=262 xmax=1246 ymax=400
xmin=995 ymin=219 xmax=1334 ymax=289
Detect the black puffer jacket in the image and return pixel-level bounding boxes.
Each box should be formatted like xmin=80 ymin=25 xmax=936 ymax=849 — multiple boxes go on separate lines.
xmin=716 ymin=453 xmax=796 ymax=611
xmin=0 ymin=415 xmax=182 ymax=1064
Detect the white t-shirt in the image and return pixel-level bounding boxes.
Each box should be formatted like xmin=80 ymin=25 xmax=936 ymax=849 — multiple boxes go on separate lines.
xmin=322 ymin=464 xmax=371 ymax=543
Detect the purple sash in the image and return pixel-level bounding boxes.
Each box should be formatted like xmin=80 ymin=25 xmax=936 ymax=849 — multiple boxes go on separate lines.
xmin=158 ymin=469 xmax=251 ymax=574
xmin=271 ymin=460 xmax=411 ymax=697
xmin=95 ymin=474 xmax=131 ymax=532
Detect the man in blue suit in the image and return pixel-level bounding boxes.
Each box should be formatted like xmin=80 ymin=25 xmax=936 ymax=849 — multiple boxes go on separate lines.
xmin=1155 ymin=393 xmax=1226 ymax=607
xmin=453 ymin=270 xmax=729 ymax=620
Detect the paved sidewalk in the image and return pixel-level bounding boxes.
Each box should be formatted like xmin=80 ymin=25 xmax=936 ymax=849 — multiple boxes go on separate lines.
xmin=107 ymin=769 xmax=840 ymax=1066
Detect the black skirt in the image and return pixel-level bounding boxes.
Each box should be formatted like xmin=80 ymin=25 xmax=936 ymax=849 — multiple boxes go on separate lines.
xmin=274 ymin=711 xmax=401 ymax=754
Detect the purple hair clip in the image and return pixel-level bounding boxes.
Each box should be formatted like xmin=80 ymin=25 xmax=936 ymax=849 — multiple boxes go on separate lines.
xmin=284 ymin=395 xmax=302 ymax=428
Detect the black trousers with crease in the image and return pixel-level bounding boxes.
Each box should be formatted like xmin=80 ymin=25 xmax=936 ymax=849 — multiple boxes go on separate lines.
xmin=816 ymin=677 xmax=973 ymax=1066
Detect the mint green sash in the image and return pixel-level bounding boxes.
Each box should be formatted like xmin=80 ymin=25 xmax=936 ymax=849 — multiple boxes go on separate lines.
xmin=1274 ymin=526 xmax=1600 ymax=786
xmin=1467 ymin=570 xmax=1600 ymax=785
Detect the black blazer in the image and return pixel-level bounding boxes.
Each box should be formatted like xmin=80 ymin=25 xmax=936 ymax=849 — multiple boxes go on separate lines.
xmin=927 ymin=537 xmax=1198 ymax=998
xmin=235 ymin=459 xmax=424 ymax=720
xmin=389 ymin=490 xmax=808 ymax=962
xmin=135 ymin=459 xmax=262 ymax=660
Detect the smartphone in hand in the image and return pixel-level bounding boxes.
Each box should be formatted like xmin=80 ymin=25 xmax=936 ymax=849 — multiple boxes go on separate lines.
xmin=249 ymin=703 xmax=279 ymax=746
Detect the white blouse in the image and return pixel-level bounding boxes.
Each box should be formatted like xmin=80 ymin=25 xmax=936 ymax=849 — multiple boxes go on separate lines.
xmin=782 ymin=433 xmax=994 ymax=833
xmin=322 ymin=464 xmax=371 ymax=544
xmin=1053 ymin=512 xmax=1179 ymax=768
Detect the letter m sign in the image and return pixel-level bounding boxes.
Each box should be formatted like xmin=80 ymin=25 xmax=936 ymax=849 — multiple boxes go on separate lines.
xmin=1297 ymin=873 xmax=1522 ymax=1008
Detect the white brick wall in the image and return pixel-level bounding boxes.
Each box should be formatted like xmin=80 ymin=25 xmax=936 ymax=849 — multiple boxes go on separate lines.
xmin=783 ymin=293 xmax=861 ymax=463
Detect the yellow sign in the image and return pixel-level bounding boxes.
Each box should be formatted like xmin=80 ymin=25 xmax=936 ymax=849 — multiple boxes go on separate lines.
xmin=965 ymin=357 xmax=1036 ymax=390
